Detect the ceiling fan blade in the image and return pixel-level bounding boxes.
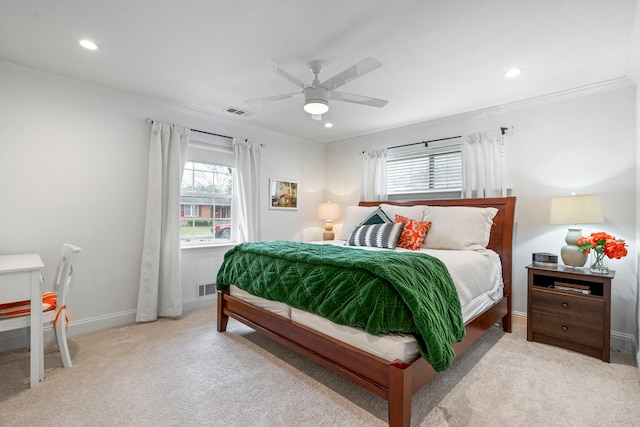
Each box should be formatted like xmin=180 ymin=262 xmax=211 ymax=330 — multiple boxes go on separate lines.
xmin=320 ymin=57 xmax=382 ymax=91
xmin=330 ymin=91 xmax=388 ymax=108
xmin=245 ymin=92 xmax=302 ymax=105
xmin=260 ymin=58 xmax=306 ymax=89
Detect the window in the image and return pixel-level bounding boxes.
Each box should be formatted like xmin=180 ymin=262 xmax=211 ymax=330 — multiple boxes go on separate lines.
xmin=182 ymin=204 xmax=199 ymax=217
xmin=386 ymin=140 xmax=462 ymax=200
xmin=180 ymin=161 xmax=234 ymax=246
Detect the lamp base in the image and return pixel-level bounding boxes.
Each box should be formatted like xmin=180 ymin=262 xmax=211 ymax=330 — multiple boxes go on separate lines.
xmin=560 ymin=228 xmax=587 ymax=268
xmin=323 ymin=220 xmax=334 ymax=241
xmin=322 ymin=231 xmax=335 ymax=240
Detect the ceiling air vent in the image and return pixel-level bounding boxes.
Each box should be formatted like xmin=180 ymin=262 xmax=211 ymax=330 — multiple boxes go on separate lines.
xmin=223 ymin=106 xmax=254 ymax=117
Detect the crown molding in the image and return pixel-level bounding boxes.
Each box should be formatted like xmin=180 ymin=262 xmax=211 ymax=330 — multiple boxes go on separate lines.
xmin=0 ymin=59 xmax=237 ymax=121
xmin=1 ymin=59 xmax=632 ymax=148
xmin=0 ymin=59 xmax=322 ymax=147
xmin=487 ymin=77 xmax=634 ymax=114
xmin=329 ymin=76 xmax=635 ymax=146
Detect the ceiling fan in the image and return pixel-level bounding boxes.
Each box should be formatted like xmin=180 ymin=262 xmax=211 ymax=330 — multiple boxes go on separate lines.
xmin=245 ymin=57 xmax=388 ymax=118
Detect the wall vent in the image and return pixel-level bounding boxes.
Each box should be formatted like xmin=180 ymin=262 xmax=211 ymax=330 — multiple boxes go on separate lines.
xmin=223 ymin=106 xmax=254 ymax=117
xmin=197 ymin=282 xmax=217 ymax=298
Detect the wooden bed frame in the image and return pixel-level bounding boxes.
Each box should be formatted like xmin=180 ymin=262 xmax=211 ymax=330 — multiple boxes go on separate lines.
xmin=217 ymin=196 xmax=516 ymax=426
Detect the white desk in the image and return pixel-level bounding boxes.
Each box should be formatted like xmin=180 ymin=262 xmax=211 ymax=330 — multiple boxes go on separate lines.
xmin=0 ymin=253 xmax=44 ymax=388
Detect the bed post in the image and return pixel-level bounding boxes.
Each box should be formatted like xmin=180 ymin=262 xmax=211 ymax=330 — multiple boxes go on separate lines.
xmin=388 ymin=362 xmax=412 ymax=427
xmin=502 ymin=296 xmax=512 ymax=333
xmin=500 ymin=196 xmax=516 ymax=333
xmin=217 ymin=290 xmax=229 ymax=332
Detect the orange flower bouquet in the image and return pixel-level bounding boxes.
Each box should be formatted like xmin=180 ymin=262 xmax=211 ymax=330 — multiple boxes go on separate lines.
xmin=577 ymin=232 xmax=628 ymax=273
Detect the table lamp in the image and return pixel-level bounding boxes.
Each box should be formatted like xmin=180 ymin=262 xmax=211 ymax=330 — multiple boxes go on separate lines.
xmin=549 ymin=195 xmax=603 ymax=268
xmin=318 ymin=202 xmax=340 ymax=240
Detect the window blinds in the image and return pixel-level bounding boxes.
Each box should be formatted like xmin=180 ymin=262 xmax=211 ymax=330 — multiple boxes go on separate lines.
xmin=386 ymin=142 xmax=462 ymax=195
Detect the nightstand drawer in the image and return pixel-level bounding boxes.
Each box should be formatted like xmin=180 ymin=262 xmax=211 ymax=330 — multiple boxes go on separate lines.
xmin=531 ymin=288 xmax=603 ymax=322
xmin=530 ymin=311 xmax=603 ymax=348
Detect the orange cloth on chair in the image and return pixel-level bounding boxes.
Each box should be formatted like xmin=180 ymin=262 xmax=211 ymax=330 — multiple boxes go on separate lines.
xmin=0 ymin=291 xmax=57 ymax=317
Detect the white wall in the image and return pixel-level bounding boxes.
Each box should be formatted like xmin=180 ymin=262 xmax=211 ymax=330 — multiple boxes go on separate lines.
xmin=0 ymin=59 xmax=636 ymax=355
xmin=629 ymin=0 xmax=640 ymax=366
xmin=0 ymin=62 xmax=325 ymax=349
xmin=326 ymin=83 xmax=638 ymax=349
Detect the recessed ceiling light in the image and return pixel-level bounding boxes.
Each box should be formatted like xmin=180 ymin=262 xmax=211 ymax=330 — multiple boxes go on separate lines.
xmin=324 ymin=122 xmax=333 ymax=128
xmin=78 ymin=39 xmax=100 ymax=51
xmin=504 ymin=68 xmax=521 ymax=78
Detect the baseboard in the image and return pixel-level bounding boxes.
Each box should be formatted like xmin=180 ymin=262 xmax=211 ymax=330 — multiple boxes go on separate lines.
xmin=2 ymin=299 xmax=632 ymax=362
xmin=611 ymin=330 xmax=637 ymax=353
xmin=0 ymin=298 xmax=216 ymax=352
xmin=182 ymin=295 xmax=216 ymax=312
xmin=512 ymin=310 xmax=527 ymax=327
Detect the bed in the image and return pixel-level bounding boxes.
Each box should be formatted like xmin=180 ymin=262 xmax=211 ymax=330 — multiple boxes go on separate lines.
xmin=216 ymin=197 xmax=516 ymax=426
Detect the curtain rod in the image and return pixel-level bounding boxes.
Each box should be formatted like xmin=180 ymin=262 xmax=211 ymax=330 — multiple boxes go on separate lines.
xmin=385 ymin=126 xmax=511 ymax=151
xmin=387 ymin=135 xmax=461 ymax=150
xmin=193 ymin=129 xmax=233 ymax=139
xmin=145 ymin=118 xmax=232 ymax=139
xmin=144 ymin=118 xmax=266 ymax=147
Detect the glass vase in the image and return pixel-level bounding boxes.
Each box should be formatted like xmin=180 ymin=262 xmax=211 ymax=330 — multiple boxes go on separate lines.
xmin=590 ymin=252 xmax=608 ymax=274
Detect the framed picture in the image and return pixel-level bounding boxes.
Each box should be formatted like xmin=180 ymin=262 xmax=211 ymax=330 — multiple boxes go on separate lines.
xmin=270 ymin=178 xmax=298 ymax=210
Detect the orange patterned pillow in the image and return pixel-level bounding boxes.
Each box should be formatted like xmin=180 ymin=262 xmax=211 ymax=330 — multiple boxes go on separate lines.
xmin=395 ymin=214 xmax=432 ymax=250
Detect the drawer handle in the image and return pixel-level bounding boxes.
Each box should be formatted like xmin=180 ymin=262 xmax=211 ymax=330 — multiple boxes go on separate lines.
xmin=562 ymin=326 xmax=568 ymax=331
xmin=562 ymin=303 xmax=568 ymax=308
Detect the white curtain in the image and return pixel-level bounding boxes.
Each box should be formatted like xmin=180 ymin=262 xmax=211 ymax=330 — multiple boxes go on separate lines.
xmin=361 ymin=148 xmax=388 ymax=201
xmin=463 ymin=130 xmax=506 ymax=198
xmin=233 ymin=138 xmax=261 ymax=242
xmin=136 ymin=122 xmax=190 ymax=322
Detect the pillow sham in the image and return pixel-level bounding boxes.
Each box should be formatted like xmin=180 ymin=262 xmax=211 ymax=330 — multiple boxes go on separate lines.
xmin=339 ymin=206 xmax=378 ymax=240
xmin=360 ymin=207 xmax=393 ymax=225
xmin=422 ymin=206 xmax=498 ymax=250
xmin=395 ymin=214 xmax=432 ymax=250
xmin=347 ymin=222 xmax=405 ymax=249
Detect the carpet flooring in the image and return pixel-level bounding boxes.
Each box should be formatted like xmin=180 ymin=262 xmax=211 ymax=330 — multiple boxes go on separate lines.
xmin=0 ymin=306 xmax=639 ymax=426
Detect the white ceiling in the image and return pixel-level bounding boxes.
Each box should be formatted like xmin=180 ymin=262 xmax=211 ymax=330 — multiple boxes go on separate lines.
xmin=0 ymin=0 xmax=637 ymax=143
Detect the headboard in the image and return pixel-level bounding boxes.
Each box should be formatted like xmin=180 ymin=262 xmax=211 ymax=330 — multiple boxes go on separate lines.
xmin=359 ymin=197 xmax=516 ymax=310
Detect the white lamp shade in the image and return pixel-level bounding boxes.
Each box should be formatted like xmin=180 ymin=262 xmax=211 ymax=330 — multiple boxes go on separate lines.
xmin=318 ymin=202 xmax=340 ymax=220
xmin=549 ymin=195 xmax=604 ymax=224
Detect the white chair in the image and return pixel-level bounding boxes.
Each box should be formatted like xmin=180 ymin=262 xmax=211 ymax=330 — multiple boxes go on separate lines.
xmin=0 ymin=244 xmax=82 ymax=368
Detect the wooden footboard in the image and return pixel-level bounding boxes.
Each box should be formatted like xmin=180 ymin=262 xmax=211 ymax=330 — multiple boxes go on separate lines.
xmin=216 ymin=196 xmax=515 ymax=426
xmin=218 ymin=289 xmax=508 ymax=426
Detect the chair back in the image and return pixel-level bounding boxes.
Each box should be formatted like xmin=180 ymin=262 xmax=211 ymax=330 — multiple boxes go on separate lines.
xmin=52 ymin=244 xmax=82 ymax=307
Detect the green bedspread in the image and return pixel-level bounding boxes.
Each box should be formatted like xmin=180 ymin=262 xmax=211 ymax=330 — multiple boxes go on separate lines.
xmin=216 ymin=241 xmax=465 ymax=371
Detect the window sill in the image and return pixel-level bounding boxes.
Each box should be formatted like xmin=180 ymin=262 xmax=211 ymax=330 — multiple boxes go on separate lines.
xmin=181 ymin=242 xmax=238 ymax=251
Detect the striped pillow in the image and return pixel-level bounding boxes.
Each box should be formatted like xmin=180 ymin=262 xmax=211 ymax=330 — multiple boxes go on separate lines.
xmin=347 ymin=222 xmax=405 ymax=249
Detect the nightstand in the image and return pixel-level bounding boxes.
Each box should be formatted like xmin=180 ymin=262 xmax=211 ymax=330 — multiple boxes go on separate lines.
xmin=526 ymin=264 xmax=613 ymax=362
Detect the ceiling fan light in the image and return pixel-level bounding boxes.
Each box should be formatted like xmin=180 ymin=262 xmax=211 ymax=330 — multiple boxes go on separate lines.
xmin=304 ymin=100 xmax=329 ymax=115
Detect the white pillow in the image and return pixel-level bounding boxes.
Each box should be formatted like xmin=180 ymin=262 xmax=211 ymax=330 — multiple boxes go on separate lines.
xmin=379 ymin=204 xmax=426 ymax=221
xmin=338 ymin=206 xmax=377 ymax=240
xmin=422 ymin=206 xmax=498 ymax=250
